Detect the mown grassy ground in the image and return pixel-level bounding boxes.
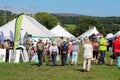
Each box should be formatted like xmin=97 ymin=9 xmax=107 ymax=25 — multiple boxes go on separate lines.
xmin=0 ymin=45 xmax=120 ymax=80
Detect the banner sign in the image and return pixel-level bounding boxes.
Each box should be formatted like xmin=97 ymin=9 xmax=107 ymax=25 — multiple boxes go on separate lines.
xmin=0 ymin=31 xmax=4 ymax=44
xmin=0 ymin=49 xmax=6 ymax=62
xmin=9 ymin=49 xmax=21 ymax=63
xmin=10 ymin=31 xmax=14 ymax=42
xmin=14 ymin=14 xmax=24 ymax=50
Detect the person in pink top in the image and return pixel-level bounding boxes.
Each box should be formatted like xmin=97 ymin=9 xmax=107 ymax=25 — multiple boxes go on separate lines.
xmin=92 ymin=38 xmax=99 ymax=64
xmin=67 ymin=41 xmax=73 ymax=65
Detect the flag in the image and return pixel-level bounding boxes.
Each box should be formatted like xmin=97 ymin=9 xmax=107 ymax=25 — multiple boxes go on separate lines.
xmin=10 ymin=30 xmax=14 ymax=42
xmin=14 ymin=14 xmax=24 ymax=50
xmin=0 ymin=31 xmax=4 ymax=44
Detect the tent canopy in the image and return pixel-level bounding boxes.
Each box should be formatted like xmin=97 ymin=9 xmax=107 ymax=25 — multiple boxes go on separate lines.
xmin=106 ymin=33 xmax=114 ymax=39
xmin=51 ymin=24 xmax=75 ymax=38
xmin=0 ymin=14 xmax=57 ymax=38
xmin=114 ymin=31 xmax=120 ymax=37
xmin=78 ymin=27 xmax=99 ymax=39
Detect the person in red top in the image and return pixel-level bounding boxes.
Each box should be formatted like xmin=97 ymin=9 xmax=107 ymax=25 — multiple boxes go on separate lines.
xmin=110 ymin=36 xmax=120 ymax=65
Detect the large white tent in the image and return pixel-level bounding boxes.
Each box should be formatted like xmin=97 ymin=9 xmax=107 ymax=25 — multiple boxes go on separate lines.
xmin=114 ymin=31 xmax=120 ymax=37
xmin=50 ymin=24 xmax=75 ymax=38
xmin=106 ymin=33 xmax=114 ymax=39
xmin=0 ymin=14 xmax=56 ymax=38
xmin=78 ymin=27 xmax=99 ymax=39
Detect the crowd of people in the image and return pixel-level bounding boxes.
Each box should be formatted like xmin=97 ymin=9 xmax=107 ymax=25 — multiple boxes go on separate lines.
xmin=81 ymin=34 xmax=120 ymax=72
xmin=1 ymin=34 xmax=120 ymax=72
xmin=34 ymin=38 xmax=80 ymax=67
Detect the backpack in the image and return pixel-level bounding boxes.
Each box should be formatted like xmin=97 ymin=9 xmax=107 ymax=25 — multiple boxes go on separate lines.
xmin=61 ymin=42 xmax=67 ymax=54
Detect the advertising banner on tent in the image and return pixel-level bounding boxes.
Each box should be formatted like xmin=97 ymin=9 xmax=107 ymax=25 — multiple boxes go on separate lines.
xmin=10 ymin=31 xmax=14 ymax=42
xmin=14 ymin=14 xmax=24 ymax=50
xmin=0 ymin=31 xmax=4 ymax=44
xmin=0 ymin=49 xmax=6 ymax=62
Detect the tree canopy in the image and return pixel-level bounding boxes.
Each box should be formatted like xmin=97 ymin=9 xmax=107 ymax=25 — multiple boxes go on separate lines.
xmin=1 ymin=10 xmax=120 ymax=37
xmin=35 ymin=12 xmax=59 ymax=30
xmin=74 ymin=17 xmax=104 ymax=37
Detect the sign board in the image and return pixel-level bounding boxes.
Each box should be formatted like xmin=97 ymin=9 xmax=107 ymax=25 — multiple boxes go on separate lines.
xmin=0 ymin=49 xmax=6 ymax=62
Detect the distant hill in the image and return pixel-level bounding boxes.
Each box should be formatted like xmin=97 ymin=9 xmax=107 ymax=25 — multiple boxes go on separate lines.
xmin=51 ymin=13 xmax=87 ymax=17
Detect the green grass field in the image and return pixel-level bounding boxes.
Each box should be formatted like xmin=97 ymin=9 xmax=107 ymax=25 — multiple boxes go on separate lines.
xmin=0 ymin=46 xmax=120 ymax=80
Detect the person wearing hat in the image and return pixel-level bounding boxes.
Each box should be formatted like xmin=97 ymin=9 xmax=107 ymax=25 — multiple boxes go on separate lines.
xmin=49 ymin=42 xmax=59 ymax=66
xmin=36 ymin=39 xmax=44 ymax=66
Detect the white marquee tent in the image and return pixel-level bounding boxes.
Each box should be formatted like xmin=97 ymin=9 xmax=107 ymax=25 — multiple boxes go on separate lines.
xmin=114 ymin=31 xmax=120 ymax=37
xmin=106 ymin=33 xmax=114 ymax=39
xmin=78 ymin=27 xmax=99 ymax=39
xmin=0 ymin=14 xmax=56 ymax=38
xmin=50 ymin=24 xmax=75 ymax=38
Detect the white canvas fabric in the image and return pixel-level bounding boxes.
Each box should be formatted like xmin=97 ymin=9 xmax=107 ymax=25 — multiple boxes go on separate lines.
xmin=51 ymin=24 xmax=75 ymax=38
xmin=106 ymin=33 xmax=114 ymax=39
xmin=78 ymin=27 xmax=99 ymax=39
xmin=0 ymin=15 xmax=56 ymax=38
xmin=114 ymin=31 xmax=120 ymax=37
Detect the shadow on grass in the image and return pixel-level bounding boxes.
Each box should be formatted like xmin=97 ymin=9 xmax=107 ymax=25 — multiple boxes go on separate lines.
xmin=31 ymin=63 xmax=39 ymax=66
xmin=31 ymin=63 xmax=64 ymax=67
xmin=73 ymin=68 xmax=81 ymax=72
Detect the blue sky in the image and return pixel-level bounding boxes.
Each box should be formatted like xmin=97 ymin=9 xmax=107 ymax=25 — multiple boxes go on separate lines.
xmin=0 ymin=0 xmax=120 ymax=17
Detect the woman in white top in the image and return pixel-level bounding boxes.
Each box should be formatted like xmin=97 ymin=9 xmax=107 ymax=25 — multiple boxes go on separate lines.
xmin=82 ymin=38 xmax=93 ymax=72
xmin=49 ymin=42 xmax=59 ymax=66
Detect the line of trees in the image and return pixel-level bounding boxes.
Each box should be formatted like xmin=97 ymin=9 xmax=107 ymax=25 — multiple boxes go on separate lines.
xmin=53 ymin=14 xmax=120 ymax=36
xmin=1 ymin=10 xmax=120 ymax=37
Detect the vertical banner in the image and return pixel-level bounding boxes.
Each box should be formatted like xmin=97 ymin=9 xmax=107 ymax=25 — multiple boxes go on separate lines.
xmin=14 ymin=14 xmax=24 ymax=50
xmin=0 ymin=31 xmax=4 ymax=44
xmin=10 ymin=30 xmax=14 ymax=42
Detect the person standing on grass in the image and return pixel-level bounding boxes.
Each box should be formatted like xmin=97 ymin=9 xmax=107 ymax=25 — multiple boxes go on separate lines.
xmin=98 ymin=35 xmax=108 ymax=64
xmin=36 ymin=39 xmax=44 ymax=66
xmin=71 ymin=40 xmax=80 ymax=66
xmin=82 ymin=38 xmax=93 ymax=72
xmin=109 ymin=36 xmax=120 ymax=65
xmin=4 ymin=39 xmax=10 ymax=62
xmin=49 ymin=42 xmax=59 ymax=66
xmin=92 ymin=38 xmax=99 ymax=64
xmin=43 ymin=42 xmax=50 ymax=63
xmin=67 ymin=41 xmax=73 ymax=65
xmin=61 ymin=39 xmax=68 ymax=66
xmin=29 ymin=43 xmax=36 ymax=62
